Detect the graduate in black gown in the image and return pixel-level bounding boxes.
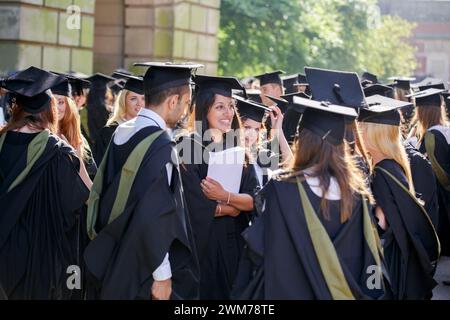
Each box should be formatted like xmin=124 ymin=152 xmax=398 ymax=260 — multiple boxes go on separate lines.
xmin=364 ymin=83 xmax=439 ymax=221
xmin=83 ymin=62 xmax=202 ymax=300
xmin=176 ymin=75 xmax=259 ymax=300
xmin=408 ymin=88 xmax=450 ymax=257
xmin=83 ymin=73 xmax=115 ymax=157
xmin=0 ymin=67 xmax=90 ymax=299
xmin=359 ymin=94 xmax=440 ymax=299
xmin=234 ymin=95 xmax=292 ymax=188
xmin=234 ymin=96 xmax=388 ymax=300
xmin=95 ymin=72 xmax=144 ymax=164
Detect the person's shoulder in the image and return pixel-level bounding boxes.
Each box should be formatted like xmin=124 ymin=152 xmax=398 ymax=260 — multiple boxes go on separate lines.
xmin=428 ymin=125 xmax=450 ymax=145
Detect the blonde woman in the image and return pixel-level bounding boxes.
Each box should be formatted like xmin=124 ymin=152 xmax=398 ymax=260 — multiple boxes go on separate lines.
xmin=359 ymin=95 xmax=440 ymax=300
xmin=410 ymin=88 xmax=450 ymax=257
xmin=95 ymin=73 xmax=144 ymax=164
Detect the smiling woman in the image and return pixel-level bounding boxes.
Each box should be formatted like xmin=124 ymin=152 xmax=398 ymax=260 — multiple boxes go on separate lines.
xmin=176 ymin=75 xmax=259 ymax=300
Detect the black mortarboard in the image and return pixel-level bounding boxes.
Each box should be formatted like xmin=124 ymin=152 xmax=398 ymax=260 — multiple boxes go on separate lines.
xmin=112 ymin=72 xmax=144 ymax=95
xmin=109 ymin=79 xmax=125 ymax=95
xmin=85 ymin=73 xmax=115 ymax=89
xmin=294 ymin=96 xmax=358 ymax=145
xmin=282 ymin=92 xmax=311 ymax=103
xmin=418 ymin=82 xmax=446 ymax=91
xmin=264 ymin=95 xmax=289 ymax=114
xmin=50 ymin=77 xmax=71 ymax=97
xmin=363 ymin=83 xmax=394 ymax=98
xmin=389 ymin=76 xmax=415 ymax=91
xmin=407 ymin=88 xmax=445 ymax=106
xmin=111 ymin=68 xmax=133 ymax=80
xmin=254 ymin=70 xmax=285 ymax=86
xmin=194 ymin=75 xmax=244 ymax=97
xmin=266 ymin=92 xmax=311 ymax=114
xmin=411 ymin=77 xmax=446 ymax=91
xmin=305 ymin=67 xmax=366 ymax=109
xmin=245 ymin=89 xmax=262 ymax=103
xmin=0 ymin=66 xmax=65 ymax=114
xmin=358 ymin=95 xmax=412 ymax=126
xmin=361 ymin=72 xmax=379 ymax=86
xmin=233 ymin=95 xmax=271 ymax=123
xmin=134 ymin=61 xmax=203 ymax=96
xmin=282 ymin=74 xmax=300 ymax=95
xmin=61 ymin=71 xmax=91 ymax=96
xmin=297 ymin=73 xmax=308 ymax=86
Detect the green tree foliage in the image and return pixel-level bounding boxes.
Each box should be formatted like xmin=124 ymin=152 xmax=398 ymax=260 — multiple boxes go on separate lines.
xmin=218 ymin=0 xmax=416 ymax=81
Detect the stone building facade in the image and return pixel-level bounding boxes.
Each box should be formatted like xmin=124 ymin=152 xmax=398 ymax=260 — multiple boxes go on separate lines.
xmin=0 ymin=0 xmax=221 ymax=76
xmin=379 ymin=0 xmax=450 ymax=82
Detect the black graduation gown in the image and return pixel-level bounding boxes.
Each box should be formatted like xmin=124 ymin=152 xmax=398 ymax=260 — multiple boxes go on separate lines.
xmin=404 ymin=141 xmax=439 ymax=228
xmin=94 ymin=121 xmax=119 ymax=165
xmin=419 ymin=129 xmax=450 ymax=256
xmin=177 ymin=134 xmax=259 ymax=300
xmin=0 ymin=131 xmax=90 ymax=299
xmin=371 ymin=159 xmax=440 ymax=299
xmin=83 ymin=126 xmax=199 ymax=300
xmin=233 ymin=176 xmax=388 ymax=300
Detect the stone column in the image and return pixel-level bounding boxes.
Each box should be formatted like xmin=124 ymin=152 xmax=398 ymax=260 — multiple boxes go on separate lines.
xmin=0 ymin=0 xmax=95 ymax=75
xmin=94 ymin=0 xmax=125 ymax=73
xmin=124 ymin=0 xmax=221 ymax=75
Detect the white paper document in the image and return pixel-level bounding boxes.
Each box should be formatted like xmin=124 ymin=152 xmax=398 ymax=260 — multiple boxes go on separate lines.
xmin=207 ymin=147 xmax=245 ymax=193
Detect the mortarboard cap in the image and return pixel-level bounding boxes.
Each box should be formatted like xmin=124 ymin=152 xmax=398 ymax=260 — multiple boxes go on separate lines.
xmin=112 ymin=72 xmax=144 ymax=95
xmin=111 ymin=69 xmax=133 ymax=80
xmin=407 ymin=88 xmax=444 ymax=106
xmin=85 ymin=73 xmax=115 ymax=89
xmin=59 ymin=71 xmax=91 ymax=96
xmin=0 ymin=66 xmax=66 ymax=114
xmin=245 ymin=89 xmax=262 ymax=104
xmin=361 ymin=72 xmax=379 ymax=86
xmin=194 ymin=75 xmax=244 ymax=98
xmin=282 ymin=74 xmax=300 ymax=95
xmin=358 ymin=94 xmax=412 ymax=126
xmin=234 ymin=95 xmax=271 ymax=123
xmin=363 ymin=83 xmax=394 ymax=98
xmin=50 ymin=77 xmax=71 ymax=97
xmin=134 ymin=61 xmax=203 ymax=96
xmin=412 ymin=77 xmax=446 ymax=91
xmin=389 ymin=76 xmax=415 ymax=91
xmin=294 ymin=96 xmax=358 ymax=146
xmin=266 ymin=92 xmax=311 ymax=114
xmin=255 ymin=70 xmax=285 ymax=86
xmin=305 ymin=67 xmax=366 ymax=109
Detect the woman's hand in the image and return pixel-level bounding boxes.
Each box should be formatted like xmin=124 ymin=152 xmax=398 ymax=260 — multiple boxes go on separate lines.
xmin=269 ymin=106 xmax=284 ymax=138
xmin=201 ymin=177 xmax=228 ymax=202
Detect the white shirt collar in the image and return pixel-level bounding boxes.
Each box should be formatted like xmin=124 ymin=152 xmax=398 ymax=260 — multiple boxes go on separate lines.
xmin=113 ymin=108 xmax=168 ymax=145
xmin=137 ymin=108 xmax=167 ymax=130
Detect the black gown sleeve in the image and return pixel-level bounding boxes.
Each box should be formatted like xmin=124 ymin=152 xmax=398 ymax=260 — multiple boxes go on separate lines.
xmin=430 ymin=130 xmax=450 ymax=177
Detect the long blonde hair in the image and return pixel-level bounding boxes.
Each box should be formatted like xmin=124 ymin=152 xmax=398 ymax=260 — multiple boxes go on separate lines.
xmin=413 ymin=101 xmax=449 ymax=143
xmin=360 ymin=122 xmax=415 ymax=194
xmin=58 ymin=96 xmax=87 ymax=160
xmin=106 ymin=89 xmax=129 ymax=126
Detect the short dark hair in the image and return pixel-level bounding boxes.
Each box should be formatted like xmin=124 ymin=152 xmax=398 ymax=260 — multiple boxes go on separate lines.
xmin=145 ymin=85 xmax=189 ymax=108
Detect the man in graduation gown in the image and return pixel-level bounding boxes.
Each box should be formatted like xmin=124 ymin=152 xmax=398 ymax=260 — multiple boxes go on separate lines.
xmin=83 ymin=62 xmax=202 ymax=300
xmin=0 ymin=67 xmax=90 ymax=299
